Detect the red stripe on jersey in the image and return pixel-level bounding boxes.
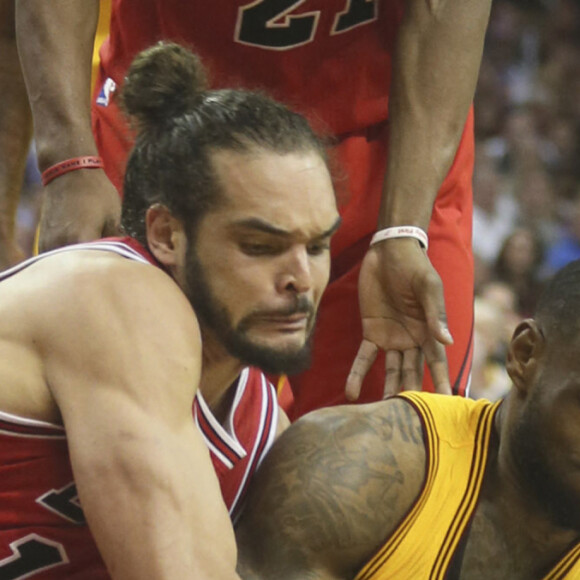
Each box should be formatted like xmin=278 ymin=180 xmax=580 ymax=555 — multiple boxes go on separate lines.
xmin=253 ymin=378 xmax=276 ymax=469
xmin=0 ymin=418 xmax=65 ymax=439
xmin=230 ymin=376 xmax=277 ymax=522
xmin=194 ymin=401 xmax=244 ymax=466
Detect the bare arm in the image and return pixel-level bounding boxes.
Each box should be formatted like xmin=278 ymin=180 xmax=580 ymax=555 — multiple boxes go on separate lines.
xmin=42 ymin=255 xmax=240 ymax=579
xmin=383 ymin=0 xmax=490 ymax=229
xmin=347 ymin=0 xmax=492 ymax=399
xmin=236 ymin=399 xmax=426 ymax=579
xmin=0 ymin=0 xmax=31 ymax=268
xmin=16 ymin=0 xmax=120 ymax=251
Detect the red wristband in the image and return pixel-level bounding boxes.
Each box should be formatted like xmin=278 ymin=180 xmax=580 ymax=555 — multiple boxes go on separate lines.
xmin=41 ymin=156 xmax=104 ymax=186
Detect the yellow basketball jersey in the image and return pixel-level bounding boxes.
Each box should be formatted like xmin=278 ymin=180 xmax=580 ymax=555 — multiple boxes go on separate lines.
xmin=354 ymin=392 xmax=580 ymax=580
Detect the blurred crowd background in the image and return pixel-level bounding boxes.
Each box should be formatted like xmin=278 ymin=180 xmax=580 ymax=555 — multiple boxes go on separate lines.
xmin=472 ymin=0 xmax=580 ymax=400
xmin=12 ymin=0 xmax=580 ymax=401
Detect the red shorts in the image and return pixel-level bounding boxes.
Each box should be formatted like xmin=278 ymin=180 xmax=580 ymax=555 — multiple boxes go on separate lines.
xmin=93 ymin=90 xmax=474 ymax=420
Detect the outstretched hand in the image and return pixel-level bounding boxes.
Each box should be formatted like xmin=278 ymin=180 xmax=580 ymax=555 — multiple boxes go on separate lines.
xmin=346 ymin=238 xmax=453 ymax=401
xmin=38 ymin=169 xmax=121 ymax=253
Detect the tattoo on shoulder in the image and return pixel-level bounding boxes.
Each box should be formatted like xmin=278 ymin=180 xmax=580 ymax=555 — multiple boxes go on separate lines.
xmin=236 ymin=400 xmax=426 ymax=579
xmin=389 ymin=397 xmax=424 ymax=445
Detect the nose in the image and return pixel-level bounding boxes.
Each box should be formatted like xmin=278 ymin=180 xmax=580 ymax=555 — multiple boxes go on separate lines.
xmin=276 ymin=246 xmax=312 ymax=295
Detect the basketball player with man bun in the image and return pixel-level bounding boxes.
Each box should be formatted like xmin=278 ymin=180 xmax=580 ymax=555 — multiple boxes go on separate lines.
xmin=0 ymin=41 xmax=340 ymax=579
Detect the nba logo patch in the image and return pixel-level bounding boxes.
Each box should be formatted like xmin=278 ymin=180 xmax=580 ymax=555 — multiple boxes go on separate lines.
xmin=96 ymin=78 xmax=117 ymax=107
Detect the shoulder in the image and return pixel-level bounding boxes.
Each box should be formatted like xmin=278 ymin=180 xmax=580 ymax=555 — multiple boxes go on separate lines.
xmin=32 ymin=249 xmax=197 ymax=335
xmin=397 ymin=391 xmax=495 ymax=446
xmin=274 ymin=397 xmax=427 ymax=490
xmin=236 ymin=397 xmax=426 ymax=579
xmin=297 ymin=394 xmax=425 ymax=443
xmin=29 ymin=250 xmax=202 ymax=400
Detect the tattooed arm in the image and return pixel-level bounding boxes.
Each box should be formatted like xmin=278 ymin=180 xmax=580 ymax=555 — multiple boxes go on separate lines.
xmin=236 ymin=398 xmax=426 ymax=580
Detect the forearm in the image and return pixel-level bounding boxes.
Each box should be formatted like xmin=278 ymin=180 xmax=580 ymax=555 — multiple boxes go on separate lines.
xmin=380 ymin=0 xmax=491 ymax=229
xmin=15 ymin=0 xmax=99 ymax=171
xmin=73 ymin=424 xmax=240 ymax=579
xmin=0 ymin=0 xmax=31 ymax=236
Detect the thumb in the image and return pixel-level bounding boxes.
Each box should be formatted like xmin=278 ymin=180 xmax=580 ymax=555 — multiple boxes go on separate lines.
xmin=418 ymin=272 xmax=454 ymax=346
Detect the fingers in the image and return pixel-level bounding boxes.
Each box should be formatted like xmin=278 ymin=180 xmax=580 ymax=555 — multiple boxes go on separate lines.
xmin=423 ymin=338 xmax=451 ymax=395
xmin=351 ymin=342 xmax=450 ymax=400
xmin=39 ymin=223 xmax=98 ymax=252
xmin=402 ymin=348 xmax=424 ymax=392
xmin=38 ymin=224 xmax=78 ymax=253
xmin=419 ymin=269 xmax=454 ymax=347
xmin=383 ymin=350 xmax=402 ymax=398
xmin=38 ymin=208 xmax=120 ymax=252
xmin=383 ymin=348 xmax=423 ymax=398
xmin=346 ymin=340 xmax=378 ymax=401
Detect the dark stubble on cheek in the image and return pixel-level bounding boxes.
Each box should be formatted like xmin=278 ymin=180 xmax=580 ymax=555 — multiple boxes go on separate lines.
xmin=510 ymin=395 xmax=580 ymax=531
xmin=184 ymin=246 xmax=316 ymax=375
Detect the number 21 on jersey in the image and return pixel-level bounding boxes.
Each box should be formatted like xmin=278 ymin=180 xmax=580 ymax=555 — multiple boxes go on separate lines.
xmin=236 ymin=0 xmax=378 ymax=49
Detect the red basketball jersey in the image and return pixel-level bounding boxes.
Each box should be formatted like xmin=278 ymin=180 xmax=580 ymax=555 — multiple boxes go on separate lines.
xmin=194 ymin=367 xmax=279 ymax=523
xmin=98 ymin=0 xmax=404 ymax=136
xmin=0 ymin=239 xmax=279 ymax=578
xmin=91 ymin=1 xmax=476 ymax=414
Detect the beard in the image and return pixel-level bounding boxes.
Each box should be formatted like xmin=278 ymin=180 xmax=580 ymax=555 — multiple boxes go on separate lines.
xmin=510 ymin=394 xmax=580 ymax=531
xmin=184 ymin=246 xmax=315 ymax=375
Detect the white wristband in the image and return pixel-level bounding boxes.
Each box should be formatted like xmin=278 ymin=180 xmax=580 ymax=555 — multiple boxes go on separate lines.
xmin=370 ymin=226 xmax=429 ymax=250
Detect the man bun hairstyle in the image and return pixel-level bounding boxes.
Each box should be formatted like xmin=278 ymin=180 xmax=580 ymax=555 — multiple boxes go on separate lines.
xmin=120 ymin=42 xmax=208 ymax=132
xmin=120 ymin=41 xmax=329 ymax=246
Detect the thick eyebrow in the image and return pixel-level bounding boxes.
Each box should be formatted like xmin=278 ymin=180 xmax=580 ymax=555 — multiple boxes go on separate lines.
xmin=230 ymin=216 xmax=342 ymax=239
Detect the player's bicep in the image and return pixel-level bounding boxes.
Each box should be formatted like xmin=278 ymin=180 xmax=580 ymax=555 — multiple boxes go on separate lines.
xmin=235 ymin=417 xmax=350 ymax=578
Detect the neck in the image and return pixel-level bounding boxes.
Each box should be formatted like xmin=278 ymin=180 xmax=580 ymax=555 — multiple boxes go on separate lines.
xmin=491 ymin=404 xmax=580 ymax=560
xmin=199 ymin=330 xmax=245 ymax=423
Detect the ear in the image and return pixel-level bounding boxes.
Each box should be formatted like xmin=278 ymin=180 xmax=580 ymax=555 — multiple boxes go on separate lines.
xmin=505 ymin=319 xmax=545 ymax=395
xmin=145 ymin=204 xmax=187 ymax=269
